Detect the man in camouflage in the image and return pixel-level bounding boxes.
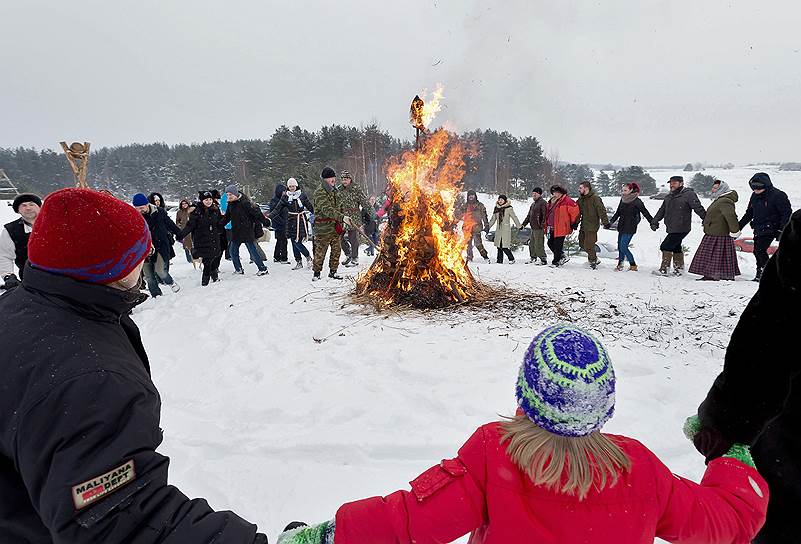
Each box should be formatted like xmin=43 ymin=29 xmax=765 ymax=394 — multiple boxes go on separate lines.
xmin=339 ymin=170 xmax=370 ymax=267
xmin=312 ymin=167 xmax=346 ymax=280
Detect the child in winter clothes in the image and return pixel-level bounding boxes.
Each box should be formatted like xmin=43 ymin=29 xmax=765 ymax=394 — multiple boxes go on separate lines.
xmin=277 ymin=324 xmax=768 ymax=544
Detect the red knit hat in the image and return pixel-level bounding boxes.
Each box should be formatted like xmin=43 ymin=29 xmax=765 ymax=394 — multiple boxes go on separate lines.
xmin=28 ymin=188 xmax=152 ymax=284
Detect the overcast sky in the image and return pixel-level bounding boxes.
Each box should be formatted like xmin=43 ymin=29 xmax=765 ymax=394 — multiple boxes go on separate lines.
xmin=2 ymin=0 xmax=800 ymax=165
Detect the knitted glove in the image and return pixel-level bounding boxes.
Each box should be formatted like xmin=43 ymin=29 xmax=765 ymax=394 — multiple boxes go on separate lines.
xmin=683 ymin=415 xmax=755 ymax=468
xmin=650 ymin=222 xmax=659 ymax=231
xmin=276 ymin=520 xmax=335 ymax=544
xmin=2 ymin=274 xmax=20 ymax=289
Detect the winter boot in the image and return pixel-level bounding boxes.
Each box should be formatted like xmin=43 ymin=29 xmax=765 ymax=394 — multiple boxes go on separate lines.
xmin=652 ymin=251 xmax=672 ymax=276
xmin=536 ymin=258 xmax=548 ymax=265
xmin=169 ymin=281 xmax=181 ymax=293
xmin=292 ymin=261 xmax=304 ymax=270
xmin=589 ymin=259 xmax=600 ymax=270
xmin=211 ymin=270 xmax=219 ymax=282
xmin=256 ymin=269 xmax=269 ymax=276
xmin=201 ymin=274 xmax=210 ymax=286
xmin=341 ymin=257 xmax=352 ymax=266
xmin=628 ymin=264 xmax=638 ymax=272
xmin=672 ymin=252 xmax=685 ymax=276
xmin=328 ymin=271 xmax=343 ymax=280
xmin=614 ymin=261 xmax=624 ymax=271
xmin=233 ymin=269 xmax=244 ymax=275
xmin=312 ymin=272 xmax=321 ymax=281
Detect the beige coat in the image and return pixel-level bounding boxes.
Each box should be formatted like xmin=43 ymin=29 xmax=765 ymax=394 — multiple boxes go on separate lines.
xmin=488 ymin=203 xmax=522 ymax=248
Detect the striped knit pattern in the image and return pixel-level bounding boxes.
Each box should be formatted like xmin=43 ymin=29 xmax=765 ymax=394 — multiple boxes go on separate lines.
xmin=517 ymin=324 xmax=615 ymax=437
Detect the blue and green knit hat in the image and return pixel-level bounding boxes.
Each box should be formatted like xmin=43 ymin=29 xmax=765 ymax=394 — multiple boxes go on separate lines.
xmin=516 ymin=324 xmax=615 ymax=437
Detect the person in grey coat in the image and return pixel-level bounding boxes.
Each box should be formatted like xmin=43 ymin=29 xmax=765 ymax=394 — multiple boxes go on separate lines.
xmin=651 ymin=175 xmax=706 ymax=276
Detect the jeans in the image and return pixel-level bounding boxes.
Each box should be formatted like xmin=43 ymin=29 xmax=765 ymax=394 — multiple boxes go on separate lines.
xmin=143 ymin=253 xmax=174 ymax=297
xmin=290 ymin=239 xmax=311 ymax=261
xmin=183 ymin=247 xmax=193 ymax=263
xmin=231 ymin=241 xmax=267 ymax=272
xmin=617 ymin=232 xmax=635 ymax=264
xmin=660 ymin=232 xmax=689 ymax=254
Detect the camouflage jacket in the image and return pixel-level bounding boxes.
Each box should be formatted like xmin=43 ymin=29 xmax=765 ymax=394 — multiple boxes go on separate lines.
xmin=313 ymin=182 xmax=343 ymax=236
xmin=340 ymin=182 xmax=369 ymax=224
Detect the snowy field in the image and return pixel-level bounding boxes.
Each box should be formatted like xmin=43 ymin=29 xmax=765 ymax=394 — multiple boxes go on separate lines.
xmin=4 ymin=165 xmax=800 ymax=541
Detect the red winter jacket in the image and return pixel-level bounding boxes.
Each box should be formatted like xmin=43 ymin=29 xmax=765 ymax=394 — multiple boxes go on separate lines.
xmin=545 ymin=195 xmax=580 ymax=238
xmin=335 ymin=423 xmax=768 ymax=544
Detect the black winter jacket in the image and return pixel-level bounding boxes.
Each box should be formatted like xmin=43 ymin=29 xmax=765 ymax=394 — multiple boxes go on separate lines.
xmin=221 ymin=194 xmax=269 ymax=243
xmin=0 ymin=265 xmax=268 ymax=543
xmin=698 ymin=210 xmax=801 ymax=541
xmin=179 ymin=204 xmax=226 ymax=259
xmin=609 ymin=196 xmax=654 ymax=234
xmin=268 ymin=184 xmax=287 ymax=231
xmin=142 ymin=205 xmax=182 ymax=261
xmin=738 ymin=179 xmax=792 ymax=238
xmin=520 ymin=198 xmax=547 ymax=230
xmin=653 ymin=186 xmax=706 ymax=233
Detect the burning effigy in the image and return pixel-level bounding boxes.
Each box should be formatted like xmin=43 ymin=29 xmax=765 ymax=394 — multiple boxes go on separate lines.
xmin=355 ymin=88 xmax=480 ymax=309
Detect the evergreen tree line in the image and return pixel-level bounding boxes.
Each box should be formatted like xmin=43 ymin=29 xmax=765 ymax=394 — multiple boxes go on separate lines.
xmin=0 ymin=125 xmax=657 ymax=202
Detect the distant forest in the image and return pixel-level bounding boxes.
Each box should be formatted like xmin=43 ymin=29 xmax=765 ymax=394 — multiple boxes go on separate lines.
xmin=0 ymin=124 xmax=659 ymax=202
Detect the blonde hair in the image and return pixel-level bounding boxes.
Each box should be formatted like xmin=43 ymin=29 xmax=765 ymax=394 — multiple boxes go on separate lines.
xmin=501 ymin=414 xmax=631 ymax=500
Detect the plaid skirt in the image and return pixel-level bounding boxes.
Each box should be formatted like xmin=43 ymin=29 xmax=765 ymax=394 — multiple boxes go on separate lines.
xmin=688 ymin=235 xmax=741 ymax=280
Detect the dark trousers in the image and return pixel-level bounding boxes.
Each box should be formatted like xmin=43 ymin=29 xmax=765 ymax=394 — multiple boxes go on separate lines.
xmin=660 ymin=232 xmax=689 ymax=254
xmin=496 ymin=247 xmax=515 ymax=263
xmin=753 ymin=235 xmax=775 ymax=271
xmin=273 ymin=230 xmax=288 ymax=262
xmin=201 ymin=254 xmax=222 ymax=285
xmin=142 ymin=253 xmax=174 ymax=297
xmin=340 ymin=229 xmax=360 ymax=261
xmin=548 ymin=234 xmax=565 ymax=264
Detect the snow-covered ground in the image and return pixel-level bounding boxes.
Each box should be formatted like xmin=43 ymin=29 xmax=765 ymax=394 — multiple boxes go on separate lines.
xmin=3 ymin=165 xmax=799 ymax=541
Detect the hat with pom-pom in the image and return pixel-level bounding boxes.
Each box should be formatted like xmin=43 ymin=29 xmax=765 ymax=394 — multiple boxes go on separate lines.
xmin=516 ymin=324 xmax=615 ymax=437
xmin=28 ymin=188 xmax=151 ymax=284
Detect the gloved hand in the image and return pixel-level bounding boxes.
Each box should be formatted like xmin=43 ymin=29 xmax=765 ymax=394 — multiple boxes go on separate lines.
xmin=276 ymin=520 xmax=334 ymax=544
xmin=2 ymin=274 xmax=20 ymax=289
xmin=484 ymin=227 xmax=490 ymax=234
xmin=683 ymin=415 xmax=753 ymax=467
xmin=730 ymin=230 xmax=742 ymax=239
xmin=650 ymin=222 xmax=659 ymax=231
xmin=603 ymin=224 xmax=612 ymax=230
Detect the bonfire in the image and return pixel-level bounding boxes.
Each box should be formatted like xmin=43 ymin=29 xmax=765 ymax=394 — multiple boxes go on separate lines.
xmin=355 ymin=88 xmax=480 ymax=309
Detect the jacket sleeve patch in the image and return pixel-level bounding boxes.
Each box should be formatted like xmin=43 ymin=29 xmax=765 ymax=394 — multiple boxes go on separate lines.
xmin=71 ymin=460 xmax=136 ymax=510
xmin=409 ymin=458 xmax=467 ymax=502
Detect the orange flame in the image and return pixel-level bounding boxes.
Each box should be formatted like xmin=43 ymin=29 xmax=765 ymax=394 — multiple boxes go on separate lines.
xmin=356 ymin=123 xmax=477 ymax=308
xmin=410 ymin=84 xmax=444 ymax=131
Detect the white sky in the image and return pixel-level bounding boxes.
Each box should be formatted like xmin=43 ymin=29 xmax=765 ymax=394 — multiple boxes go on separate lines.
xmin=2 ymin=0 xmax=800 ymax=165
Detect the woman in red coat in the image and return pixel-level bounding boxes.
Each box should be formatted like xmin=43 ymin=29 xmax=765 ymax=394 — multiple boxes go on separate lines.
xmin=278 ymin=325 xmax=767 ymax=544
xmin=544 ymin=185 xmax=580 ymax=266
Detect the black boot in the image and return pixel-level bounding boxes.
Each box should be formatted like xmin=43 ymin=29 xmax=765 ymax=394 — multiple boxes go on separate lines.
xmin=201 ymin=273 xmax=210 ymax=286
xmin=312 ymin=272 xmax=321 ymax=281
xmin=329 ymin=271 xmax=343 ymax=280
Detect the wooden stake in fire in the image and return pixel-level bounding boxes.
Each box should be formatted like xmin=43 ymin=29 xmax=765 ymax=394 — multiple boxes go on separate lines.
xmin=59 ymin=141 xmax=91 ymax=188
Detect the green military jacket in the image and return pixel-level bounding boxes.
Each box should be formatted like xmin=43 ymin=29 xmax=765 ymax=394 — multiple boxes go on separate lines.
xmin=577 ymin=189 xmax=610 ymax=232
xmin=313 ymin=182 xmax=343 ymax=237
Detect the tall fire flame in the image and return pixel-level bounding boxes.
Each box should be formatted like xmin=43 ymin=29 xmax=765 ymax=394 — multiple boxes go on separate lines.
xmin=356 ymin=88 xmax=478 ymax=308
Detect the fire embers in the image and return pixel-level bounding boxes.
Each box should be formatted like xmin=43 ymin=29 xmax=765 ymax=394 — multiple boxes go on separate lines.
xmin=355 ymin=129 xmax=478 ymax=309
